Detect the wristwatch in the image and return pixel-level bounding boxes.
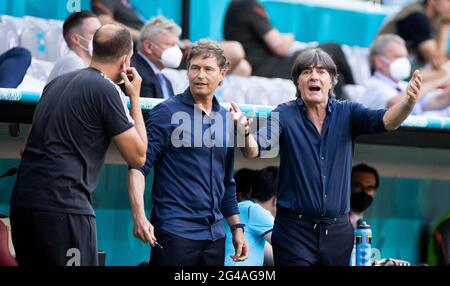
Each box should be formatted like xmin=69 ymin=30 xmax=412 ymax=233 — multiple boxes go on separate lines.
xmin=230 ymin=223 xmax=245 ymax=232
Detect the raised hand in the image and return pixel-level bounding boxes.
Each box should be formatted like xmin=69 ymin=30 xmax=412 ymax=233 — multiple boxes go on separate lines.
xmin=121 ymin=66 xmax=142 ymax=99
xmin=229 ymin=102 xmax=253 ymax=136
xmin=406 ymin=70 xmax=422 ymax=103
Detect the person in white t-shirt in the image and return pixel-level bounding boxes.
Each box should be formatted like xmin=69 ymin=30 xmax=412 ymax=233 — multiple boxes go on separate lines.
xmin=47 ymin=11 xmax=101 ymax=83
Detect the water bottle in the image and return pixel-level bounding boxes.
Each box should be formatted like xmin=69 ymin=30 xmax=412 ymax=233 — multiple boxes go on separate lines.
xmin=355 ymin=220 xmax=372 ymax=266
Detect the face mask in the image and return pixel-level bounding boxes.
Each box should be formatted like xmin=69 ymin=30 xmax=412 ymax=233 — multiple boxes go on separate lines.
xmin=350 ymin=191 xmax=374 ymax=212
xmin=78 ymin=34 xmax=93 ymax=56
xmin=388 ymin=57 xmax=411 ymax=81
xmin=160 ymin=45 xmax=182 ymax=68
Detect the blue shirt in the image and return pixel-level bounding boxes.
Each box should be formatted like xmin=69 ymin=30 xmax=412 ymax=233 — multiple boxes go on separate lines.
xmin=257 ymin=98 xmax=387 ymax=218
xmin=224 ymin=200 xmax=274 ymax=266
xmin=137 ymin=88 xmax=238 ymax=241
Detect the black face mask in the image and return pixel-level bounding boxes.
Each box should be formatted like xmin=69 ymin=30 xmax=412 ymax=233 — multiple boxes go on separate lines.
xmin=350 ymin=191 xmax=374 ymax=212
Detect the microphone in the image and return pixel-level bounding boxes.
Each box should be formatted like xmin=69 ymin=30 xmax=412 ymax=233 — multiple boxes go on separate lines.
xmin=0 ymin=168 xmax=18 ymax=179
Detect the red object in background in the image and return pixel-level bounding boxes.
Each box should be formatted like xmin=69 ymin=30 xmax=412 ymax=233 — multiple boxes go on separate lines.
xmin=0 ymin=218 xmax=17 ymax=266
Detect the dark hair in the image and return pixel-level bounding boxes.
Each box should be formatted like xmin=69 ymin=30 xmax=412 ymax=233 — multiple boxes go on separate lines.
xmin=251 ymin=166 xmax=279 ymax=202
xmin=63 ymin=11 xmax=97 ymax=48
xmin=291 ymin=48 xmax=338 ymax=97
xmin=234 ymin=168 xmax=257 ymax=200
xmin=187 ymin=39 xmax=229 ymax=70
xmin=352 ymin=164 xmax=380 ymax=189
xmin=92 ymin=24 xmax=133 ymax=63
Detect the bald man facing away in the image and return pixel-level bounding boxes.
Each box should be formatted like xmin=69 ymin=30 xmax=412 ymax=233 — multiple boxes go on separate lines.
xmin=10 ymin=24 xmax=147 ymax=266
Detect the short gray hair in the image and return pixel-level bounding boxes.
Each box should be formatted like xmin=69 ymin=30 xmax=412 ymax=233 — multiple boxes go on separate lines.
xmin=139 ymin=16 xmax=182 ymax=50
xmin=369 ymin=34 xmax=405 ymax=73
xmin=187 ymin=39 xmax=229 ymax=70
xmin=291 ymin=48 xmax=338 ymax=97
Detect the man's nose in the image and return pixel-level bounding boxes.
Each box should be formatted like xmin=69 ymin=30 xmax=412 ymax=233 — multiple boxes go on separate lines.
xmin=197 ymin=68 xmax=206 ymax=78
xmin=310 ymin=69 xmax=320 ymax=78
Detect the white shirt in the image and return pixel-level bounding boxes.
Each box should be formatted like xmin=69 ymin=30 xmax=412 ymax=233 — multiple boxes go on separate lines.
xmin=362 ymin=72 xmax=408 ymax=109
xmin=47 ymin=51 xmax=86 ymax=83
xmin=362 ymin=72 xmax=422 ymax=115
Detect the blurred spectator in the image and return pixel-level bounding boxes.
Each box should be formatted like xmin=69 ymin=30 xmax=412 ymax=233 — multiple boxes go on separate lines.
xmin=223 ymin=0 xmax=355 ymax=99
xmin=378 ymin=0 xmax=450 ymax=70
xmin=92 ymin=0 xmax=251 ymax=76
xmin=428 ymin=211 xmax=450 ymax=266
xmin=133 ymin=16 xmax=180 ymax=103
xmin=233 ymin=168 xmax=257 ymax=202
xmin=0 ymin=47 xmax=31 ymax=88
xmin=225 ymin=166 xmax=278 ymax=266
xmin=47 ymin=11 xmax=101 ymax=83
xmin=363 ymin=34 xmax=450 ymax=116
xmin=349 ymin=164 xmax=379 ymax=229
xmin=91 ymin=0 xmax=143 ymax=42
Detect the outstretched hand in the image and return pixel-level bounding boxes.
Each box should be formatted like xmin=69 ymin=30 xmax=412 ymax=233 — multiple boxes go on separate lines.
xmin=406 ymin=70 xmax=422 ymax=103
xmin=229 ymin=102 xmax=252 ymax=136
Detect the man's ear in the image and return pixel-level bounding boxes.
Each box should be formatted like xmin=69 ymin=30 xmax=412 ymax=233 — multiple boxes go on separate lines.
xmin=219 ymin=67 xmax=228 ymax=85
xmin=374 ymin=55 xmax=385 ymax=71
xmin=70 ymin=33 xmax=79 ymax=47
xmin=144 ymin=41 xmax=154 ymax=55
xmin=121 ymin=55 xmax=128 ymax=71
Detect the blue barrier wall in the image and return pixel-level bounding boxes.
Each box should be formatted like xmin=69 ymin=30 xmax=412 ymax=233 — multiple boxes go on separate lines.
xmin=189 ymin=0 xmax=231 ymax=41
xmin=1 ymin=156 xmax=450 ymax=265
xmin=0 ymin=158 xmax=154 ymax=266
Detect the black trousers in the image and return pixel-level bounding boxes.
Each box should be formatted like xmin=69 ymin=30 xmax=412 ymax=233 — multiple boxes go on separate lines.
xmin=10 ymin=206 xmax=98 ymax=266
xmin=150 ymin=229 xmax=225 ymax=266
xmin=272 ymin=210 xmax=354 ymax=266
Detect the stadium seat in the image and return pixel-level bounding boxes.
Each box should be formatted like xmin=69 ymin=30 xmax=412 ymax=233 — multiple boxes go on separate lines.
xmin=25 ymin=58 xmax=54 ymax=83
xmin=24 ymin=15 xmax=50 ymax=32
xmin=0 ymin=15 xmax=27 ymax=37
xmin=20 ymin=25 xmax=47 ymax=60
xmin=45 ymin=24 xmax=69 ymax=62
xmin=0 ymin=21 xmax=19 ymax=54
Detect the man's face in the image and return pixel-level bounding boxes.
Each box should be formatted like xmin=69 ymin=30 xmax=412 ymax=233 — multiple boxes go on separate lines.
xmin=377 ymin=41 xmax=408 ymax=76
xmin=351 ymin=171 xmax=377 ymax=199
xmin=297 ymin=65 xmax=332 ymax=105
xmin=188 ymin=55 xmax=226 ymax=98
xmin=150 ymin=31 xmax=180 ymax=59
xmin=434 ymin=0 xmax=450 ymax=18
xmin=75 ymin=17 xmax=101 ymax=55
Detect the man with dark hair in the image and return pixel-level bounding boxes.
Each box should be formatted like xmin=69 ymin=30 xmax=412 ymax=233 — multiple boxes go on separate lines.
xmin=127 ymin=39 xmax=248 ymax=266
xmin=378 ymin=0 xmax=450 ymax=70
xmin=349 ymin=164 xmax=379 ymax=228
xmin=48 ymin=11 xmax=101 ymax=82
xmin=10 ymin=24 xmax=147 ymax=266
xmin=234 ymin=168 xmax=257 ymax=202
xmin=225 ymin=166 xmax=278 ymax=266
xmin=232 ymin=48 xmax=423 ymax=266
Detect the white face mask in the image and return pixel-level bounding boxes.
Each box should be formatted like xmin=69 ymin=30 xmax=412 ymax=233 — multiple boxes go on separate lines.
xmin=78 ymin=34 xmax=93 ymax=57
xmin=160 ymin=45 xmax=182 ymax=68
xmin=388 ymin=57 xmax=411 ymax=81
